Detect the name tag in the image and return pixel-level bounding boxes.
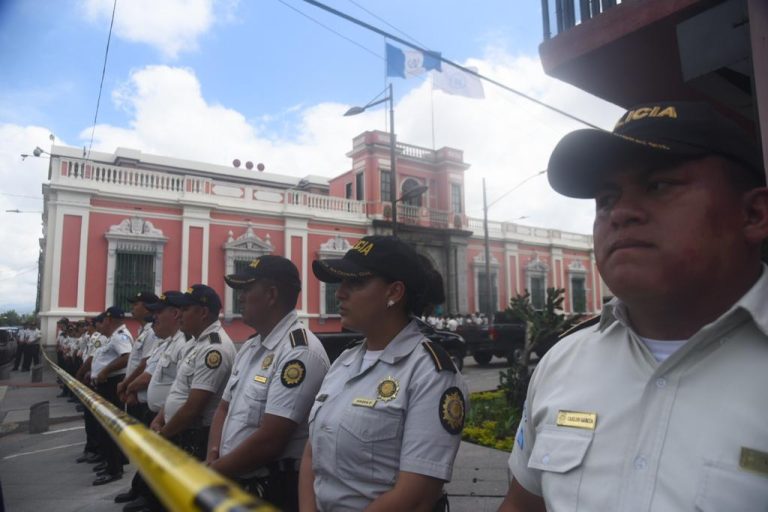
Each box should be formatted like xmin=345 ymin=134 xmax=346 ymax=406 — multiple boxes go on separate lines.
xmin=556 ymin=410 xmax=597 ymax=430
xmin=253 ymin=375 xmax=268 ymax=384
xmin=352 ymin=397 xmax=377 ymax=408
xmin=740 ymin=447 xmax=768 ymax=476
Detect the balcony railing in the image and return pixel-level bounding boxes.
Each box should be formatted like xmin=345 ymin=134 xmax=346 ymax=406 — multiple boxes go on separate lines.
xmin=541 ymin=0 xmax=624 ymax=40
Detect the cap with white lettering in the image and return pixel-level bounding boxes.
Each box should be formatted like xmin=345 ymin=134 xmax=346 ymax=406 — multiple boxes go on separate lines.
xmin=547 ymin=101 xmax=765 ymax=198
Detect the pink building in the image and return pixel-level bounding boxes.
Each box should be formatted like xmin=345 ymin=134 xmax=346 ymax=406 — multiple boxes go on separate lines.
xmin=37 ymin=131 xmax=603 ymax=343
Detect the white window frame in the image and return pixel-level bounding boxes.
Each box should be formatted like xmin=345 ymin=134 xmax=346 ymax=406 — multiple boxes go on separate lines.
xmin=317 ymin=235 xmax=352 ymax=317
xmin=472 ymin=253 xmax=499 ymax=313
xmin=222 ymin=225 xmax=273 ymax=320
xmin=105 ymin=217 xmax=167 ymax=309
xmin=526 ymin=257 xmax=549 ymax=310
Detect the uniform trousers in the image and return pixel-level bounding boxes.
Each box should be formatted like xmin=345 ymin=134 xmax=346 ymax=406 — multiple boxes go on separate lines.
xmin=21 ymin=343 xmax=40 ymax=371
xmin=95 ymin=375 xmax=127 ymax=475
xmin=12 ymin=344 xmax=25 ymax=371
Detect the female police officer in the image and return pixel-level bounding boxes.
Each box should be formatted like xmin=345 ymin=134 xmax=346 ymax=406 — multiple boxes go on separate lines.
xmin=299 ymin=235 xmax=469 ymax=512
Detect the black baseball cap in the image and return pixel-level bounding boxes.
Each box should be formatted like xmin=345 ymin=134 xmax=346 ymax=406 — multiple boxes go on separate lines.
xmin=92 ymin=313 xmax=106 ymax=324
xmin=176 ymin=284 xmax=222 ymax=313
xmin=224 ymin=255 xmax=302 ymax=290
xmin=127 ymin=291 xmax=160 ymax=304
xmin=145 ymin=291 xmax=185 ymax=311
xmin=312 ymin=235 xmax=426 ymax=291
xmin=104 ymin=306 xmax=126 ymax=319
xmin=548 ymin=101 xmax=765 ymax=198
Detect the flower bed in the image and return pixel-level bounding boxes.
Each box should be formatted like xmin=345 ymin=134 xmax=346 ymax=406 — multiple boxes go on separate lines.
xmin=462 ymin=389 xmax=520 ymax=451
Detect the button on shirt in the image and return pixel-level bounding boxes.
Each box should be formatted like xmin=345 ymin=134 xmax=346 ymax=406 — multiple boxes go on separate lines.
xmin=508 ymin=266 xmax=768 ymax=511
xmin=91 ymin=325 xmax=134 ymax=379
xmin=309 ymin=320 xmax=469 ymax=512
xmin=163 ymin=321 xmax=235 ymax=426
xmin=220 ymin=310 xmax=330 ymax=469
xmin=146 ymin=330 xmax=189 ymax=413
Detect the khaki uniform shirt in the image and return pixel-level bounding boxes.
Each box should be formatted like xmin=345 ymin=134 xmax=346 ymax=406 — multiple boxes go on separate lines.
xmin=309 ymin=320 xmax=469 ymax=512
xmin=220 ymin=311 xmax=330 ymax=471
xmin=163 ymin=321 xmax=235 ymax=426
xmin=509 ymin=267 xmax=768 ymax=511
xmin=91 ymin=324 xmax=133 ymax=380
xmin=146 ymin=330 xmax=189 ymax=413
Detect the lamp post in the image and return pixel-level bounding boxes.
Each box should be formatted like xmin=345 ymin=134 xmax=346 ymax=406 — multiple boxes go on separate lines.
xmin=344 ymin=83 xmax=402 ymax=236
xmin=481 ymin=170 xmax=546 ymax=320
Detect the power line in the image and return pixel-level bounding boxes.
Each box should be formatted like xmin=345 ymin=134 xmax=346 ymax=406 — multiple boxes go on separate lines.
xmin=345 ymin=0 xmax=428 ymax=48
xmin=86 ymin=0 xmax=117 ymax=160
xmin=275 ymin=0 xmax=382 ymax=60
xmin=302 ymin=0 xmax=604 ymax=130
xmin=487 ymin=170 xmax=547 ymax=209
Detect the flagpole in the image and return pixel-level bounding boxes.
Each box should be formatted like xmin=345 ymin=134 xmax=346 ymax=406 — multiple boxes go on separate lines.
xmin=430 ymin=72 xmax=436 ymax=150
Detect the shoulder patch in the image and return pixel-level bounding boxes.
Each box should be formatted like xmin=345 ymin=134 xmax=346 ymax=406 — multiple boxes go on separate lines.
xmin=439 ymin=386 xmax=465 ymax=434
xmin=280 ymin=359 xmax=306 ymax=387
xmin=559 ymin=315 xmax=601 ymax=340
xmin=422 ymin=341 xmax=457 ymax=373
xmin=209 ymin=332 xmax=221 ymax=344
xmin=205 ymin=350 xmax=222 ymax=369
xmin=289 ymin=329 xmax=308 ymax=348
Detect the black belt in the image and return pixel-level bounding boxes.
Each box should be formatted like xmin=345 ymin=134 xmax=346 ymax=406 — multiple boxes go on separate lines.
xmin=268 ymin=458 xmax=300 ymax=473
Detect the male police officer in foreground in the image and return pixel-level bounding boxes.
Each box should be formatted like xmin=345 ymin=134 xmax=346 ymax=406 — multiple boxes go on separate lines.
xmin=206 ymin=256 xmax=329 ymax=512
xmin=500 ymin=102 xmax=768 ymax=511
xmin=118 ymin=291 xmax=159 ymax=420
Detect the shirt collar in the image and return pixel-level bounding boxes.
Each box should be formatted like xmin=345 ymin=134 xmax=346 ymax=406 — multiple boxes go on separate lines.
xmin=599 ymin=264 xmax=768 ymax=338
xmin=260 ymin=310 xmax=300 ymax=350
xmin=341 ymin=319 xmax=423 ymax=366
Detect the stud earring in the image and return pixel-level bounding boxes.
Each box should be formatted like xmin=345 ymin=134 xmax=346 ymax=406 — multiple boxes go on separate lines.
xmin=387 ymin=299 xmax=395 ymax=308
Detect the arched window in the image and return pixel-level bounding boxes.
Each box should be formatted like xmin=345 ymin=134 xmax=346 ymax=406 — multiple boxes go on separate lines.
xmin=401 ymin=178 xmax=423 ymax=207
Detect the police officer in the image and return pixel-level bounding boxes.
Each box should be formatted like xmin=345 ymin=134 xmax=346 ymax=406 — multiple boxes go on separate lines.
xmin=207 ymin=256 xmax=329 ymax=512
xmin=500 ymin=102 xmax=768 ymax=511
xmin=118 ymin=291 xmax=159 ymax=420
xmin=75 ymin=314 xmax=108 ymax=464
xmin=116 ymin=292 xmax=190 ymax=510
xmin=301 ymin=235 xmax=468 ymax=511
xmin=150 ymin=285 xmax=235 ymax=456
xmin=91 ymin=307 xmax=134 ymax=485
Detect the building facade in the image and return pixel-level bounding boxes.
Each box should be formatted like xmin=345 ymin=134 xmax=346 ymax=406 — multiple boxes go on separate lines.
xmin=37 ymin=131 xmax=602 ymax=344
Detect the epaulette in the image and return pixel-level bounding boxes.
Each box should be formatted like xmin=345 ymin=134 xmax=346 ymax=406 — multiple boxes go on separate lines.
xmin=422 ymin=341 xmax=457 ymax=373
xmin=559 ymin=315 xmax=601 ymax=340
xmin=289 ymin=329 xmax=308 ymax=348
xmin=209 ymin=332 xmax=221 ymax=344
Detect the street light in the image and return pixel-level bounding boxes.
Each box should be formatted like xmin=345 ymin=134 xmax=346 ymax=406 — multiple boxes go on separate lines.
xmin=481 ymin=170 xmax=546 ymax=319
xmin=344 ymin=83 xmax=402 ymax=236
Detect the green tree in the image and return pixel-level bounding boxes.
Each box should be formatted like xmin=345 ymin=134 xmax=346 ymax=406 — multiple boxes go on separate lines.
xmin=500 ymin=288 xmax=583 ymax=409
xmin=0 ymin=310 xmax=22 ymax=326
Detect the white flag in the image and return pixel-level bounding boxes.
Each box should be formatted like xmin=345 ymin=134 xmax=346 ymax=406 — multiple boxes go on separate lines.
xmin=433 ymin=65 xmax=485 ymax=99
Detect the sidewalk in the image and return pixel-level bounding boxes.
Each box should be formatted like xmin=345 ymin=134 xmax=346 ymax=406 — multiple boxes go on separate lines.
xmin=0 ymin=359 xmax=508 ymax=511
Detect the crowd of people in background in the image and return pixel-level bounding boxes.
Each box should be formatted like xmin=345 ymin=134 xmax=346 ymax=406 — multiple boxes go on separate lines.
xmin=423 ymin=312 xmax=489 ymax=331
xmin=10 ymin=321 xmax=41 ymax=372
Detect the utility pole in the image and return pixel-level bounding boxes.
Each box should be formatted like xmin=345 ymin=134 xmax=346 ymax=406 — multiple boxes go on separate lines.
xmin=482 ymin=178 xmax=493 ymax=321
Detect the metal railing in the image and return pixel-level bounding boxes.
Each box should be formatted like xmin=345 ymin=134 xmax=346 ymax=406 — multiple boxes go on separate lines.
xmin=541 ymin=0 xmax=623 ymax=39
xmin=44 ymin=353 xmax=278 ymax=512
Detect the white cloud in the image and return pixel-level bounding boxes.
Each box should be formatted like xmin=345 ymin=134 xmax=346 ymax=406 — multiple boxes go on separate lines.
xmin=0 ymin=124 xmax=55 ymax=312
xmin=80 ymin=0 xmax=237 ymax=58
xmin=0 ymin=50 xmax=624 ymax=309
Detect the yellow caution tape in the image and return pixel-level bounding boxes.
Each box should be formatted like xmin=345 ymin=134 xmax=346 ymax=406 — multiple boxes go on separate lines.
xmin=44 ymin=352 xmax=280 ymax=512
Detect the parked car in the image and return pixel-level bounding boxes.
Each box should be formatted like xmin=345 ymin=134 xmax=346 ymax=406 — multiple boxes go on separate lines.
xmin=457 ymin=321 xmax=527 ymax=366
xmin=316 ymin=317 xmax=467 ymax=370
xmin=0 ymin=327 xmax=19 ymax=368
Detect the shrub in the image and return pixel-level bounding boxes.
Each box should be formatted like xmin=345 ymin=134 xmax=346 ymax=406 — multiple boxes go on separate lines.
xmin=462 ymin=389 xmax=519 ymax=451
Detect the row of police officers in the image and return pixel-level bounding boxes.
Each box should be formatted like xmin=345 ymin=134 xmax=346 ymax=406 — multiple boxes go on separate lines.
xmin=58 ymin=235 xmax=467 ymax=512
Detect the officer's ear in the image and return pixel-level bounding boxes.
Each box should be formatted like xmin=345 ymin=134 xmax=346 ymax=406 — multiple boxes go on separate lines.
xmin=385 ymin=281 xmax=406 ymax=308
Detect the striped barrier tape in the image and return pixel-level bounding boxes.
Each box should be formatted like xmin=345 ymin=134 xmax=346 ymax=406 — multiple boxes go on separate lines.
xmin=44 ymin=352 xmax=280 ymax=512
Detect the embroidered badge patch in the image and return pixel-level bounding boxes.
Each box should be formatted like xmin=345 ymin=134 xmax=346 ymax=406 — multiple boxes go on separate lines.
xmin=377 ymin=377 xmax=400 ymax=401
xmin=262 ymin=353 xmax=274 ymax=370
xmin=281 ymin=359 xmax=306 ymax=387
xmin=439 ymin=387 xmax=465 ymax=435
xmin=205 ymin=350 xmax=222 ymax=369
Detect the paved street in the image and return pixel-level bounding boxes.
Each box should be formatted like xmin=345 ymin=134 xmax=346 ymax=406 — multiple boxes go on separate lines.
xmin=0 ymin=357 xmax=512 ymax=511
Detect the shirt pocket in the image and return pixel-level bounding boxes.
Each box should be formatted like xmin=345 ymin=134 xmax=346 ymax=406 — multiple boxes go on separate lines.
xmin=337 ymin=406 xmax=404 ymax=485
xmin=527 ymin=426 xmax=593 ymax=512
xmin=695 ymin=460 xmax=768 ymax=512
xmin=242 ymin=380 xmax=269 ymax=427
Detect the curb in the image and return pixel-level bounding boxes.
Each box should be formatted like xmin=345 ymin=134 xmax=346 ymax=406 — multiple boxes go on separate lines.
xmin=0 ymin=414 xmax=83 ymax=438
